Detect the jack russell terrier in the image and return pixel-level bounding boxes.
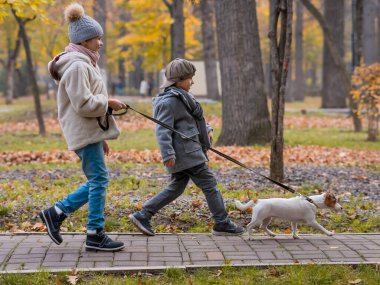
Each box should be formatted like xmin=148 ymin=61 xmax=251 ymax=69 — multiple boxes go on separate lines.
xmin=235 ymin=193 xmax=342 ymax=239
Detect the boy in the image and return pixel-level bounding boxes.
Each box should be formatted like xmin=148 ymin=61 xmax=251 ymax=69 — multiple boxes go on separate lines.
xmin=129 ymin=58 xmax=244 ymax=236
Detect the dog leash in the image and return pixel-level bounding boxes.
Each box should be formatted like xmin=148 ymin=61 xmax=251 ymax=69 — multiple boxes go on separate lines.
xmin=118 ymin=105 xmax=317 ymax=207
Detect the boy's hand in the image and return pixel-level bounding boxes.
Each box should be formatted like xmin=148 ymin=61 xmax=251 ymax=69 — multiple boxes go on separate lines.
xmin=103 ymin=140 xmax=109 ymax=156
xmin=164 ymin=158 xmax=175 ymax=167
xmin=208 ymin=131 xmax=214 ymax=145
xmin=108 ymin=98 xmax=127 ymax=111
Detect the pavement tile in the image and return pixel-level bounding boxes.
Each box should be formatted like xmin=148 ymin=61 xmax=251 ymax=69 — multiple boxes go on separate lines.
xmin=95 ymin=261 xmax=113 ymax=268
xmin=77 ymin=261 xmax=95 ymax=268
xmin=256 ymin=251 xmax=276 ymax=260
xmin=206 ymin=252 xmax=224 ymax=261
xmin=131 ymin=253 xmax=148 ymax=261
xmin=0 ymin=233 xmax=379 ymax=272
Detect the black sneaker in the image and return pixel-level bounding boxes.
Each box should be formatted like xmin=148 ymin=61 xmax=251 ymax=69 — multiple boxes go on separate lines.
xmin=129 ymin=211 xmax=155 ymax=236
xmin=39 ymin=206 xmax=67 ymax=245
xmin=212 ymin=219 xmax=245 ymax=236
xmin=85 ymin=229 xmax=125 ymax=252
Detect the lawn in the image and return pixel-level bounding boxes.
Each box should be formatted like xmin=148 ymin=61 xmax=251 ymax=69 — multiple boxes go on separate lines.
xmin=0 ymin=96 xmax=379 ymax=283
xmin=0 ymin=264 xmax=379 ymax=284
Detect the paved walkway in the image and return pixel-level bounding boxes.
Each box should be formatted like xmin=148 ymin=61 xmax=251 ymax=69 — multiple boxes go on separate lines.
xmin=0 ymin=233 xmax=379 ymax=274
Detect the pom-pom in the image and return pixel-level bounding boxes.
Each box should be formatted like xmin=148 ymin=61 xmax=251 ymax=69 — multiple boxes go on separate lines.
xmin=64 ymin=3 xmax=85 ymax=22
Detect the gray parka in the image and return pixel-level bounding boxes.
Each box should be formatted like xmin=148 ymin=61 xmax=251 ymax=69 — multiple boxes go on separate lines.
xmin=153 ymin=89 xmax=210 ymax=173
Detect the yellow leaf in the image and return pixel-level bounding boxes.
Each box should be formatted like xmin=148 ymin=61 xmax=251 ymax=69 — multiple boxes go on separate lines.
xmin=348 ymin=279 xmax=362 ymax=284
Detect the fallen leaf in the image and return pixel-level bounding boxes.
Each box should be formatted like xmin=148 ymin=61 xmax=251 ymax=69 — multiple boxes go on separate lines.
xmin=348 ymin=279 xmax=362 ymax=284
xmin=284 ymin=229 xmax=292 ymax=234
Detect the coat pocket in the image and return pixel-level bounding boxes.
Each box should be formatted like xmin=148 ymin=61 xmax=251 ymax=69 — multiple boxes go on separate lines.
xmin=181 ymin=127 xmax=202 ymax=153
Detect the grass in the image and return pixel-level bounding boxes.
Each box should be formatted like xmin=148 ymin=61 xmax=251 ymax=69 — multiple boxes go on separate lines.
xmin=1 ymin=96 xmax=379 ymax=151
xmin=0 ymin=163 xmax=379 ymax=234
xmin=0 ymin=264 xmax=379 ymax=284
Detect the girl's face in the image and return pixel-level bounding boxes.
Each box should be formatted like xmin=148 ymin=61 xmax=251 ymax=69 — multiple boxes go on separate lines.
xmin=81 ymin=36 xmax=103 ymax=52
xmin=175 ymin=77 xmax=194 ymax=92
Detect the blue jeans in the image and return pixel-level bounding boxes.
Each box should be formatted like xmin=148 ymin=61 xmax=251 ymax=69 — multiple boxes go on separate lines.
xmin=56 ymin=142 xmax=109 ymax=230
xmin=141 ymin=163 xmax=228 ymax=224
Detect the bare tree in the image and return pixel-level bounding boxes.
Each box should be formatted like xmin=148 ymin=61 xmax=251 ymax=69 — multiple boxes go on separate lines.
xmin=363 ymin=0 xmax=379 ymax=64
xmin=12 ymin=10 xmax=46 ymax=136
xmin=351 ymin=0 xmax=363 ymax=132
xmin=93 ymin=0 xmax=107 ymax=85
xmin=5 ymin=28 xmax=22 ymax=104
xmin=321 ymin=0 xmax=346 ymax=108
xmin=200 ymin=0 xmax=219 ymax=100
xmin=163 ymin=0 xmax=185 ymax=59
xmin=215 ymin=0 xmax=271 ymax=146
xmin=294 ymin=0 xmax=304 ymax=101
xmin=300 ymin=0 xmax=361 ymax=132
xmin=269 ymin=0 xmax=293 ymax=181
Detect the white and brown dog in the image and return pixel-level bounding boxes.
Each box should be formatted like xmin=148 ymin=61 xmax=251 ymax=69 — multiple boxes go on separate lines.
xmin=235 ymin=193 xmax=342 ymax=239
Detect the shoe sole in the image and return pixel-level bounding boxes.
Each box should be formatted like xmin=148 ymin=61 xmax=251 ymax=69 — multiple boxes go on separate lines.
xmin=39 ymin=211 xmax=62 ymax=245
xmin=212 ymin=230 xmax=244 ymax=236
xmin=85 ymin=245 xmax=126 ymax=252
xmin=129 ymin=214 xmax=155 ymax=236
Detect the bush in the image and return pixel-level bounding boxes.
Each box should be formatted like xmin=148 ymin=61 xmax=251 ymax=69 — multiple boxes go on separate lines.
xmin=351 ymin=63 xmax=380 ymax=141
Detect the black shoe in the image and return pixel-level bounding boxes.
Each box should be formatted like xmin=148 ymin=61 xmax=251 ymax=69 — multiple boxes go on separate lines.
xmin=85 ymin=229 xmax=125 ymax=252
xmin=129 ymin=211 xmax=155 ymax=236
xmin=39 ymin=206 xmax=67 ymax=245
xmin=212 ymin=219 xmax=245 ymax=236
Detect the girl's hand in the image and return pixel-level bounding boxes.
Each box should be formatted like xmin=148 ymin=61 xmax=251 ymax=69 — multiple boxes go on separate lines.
xmin=103 ymin=141 xmax=109 ymax=156
xmin=108 ymin=98 xmax=126 ymax=111
xmin=164 ymin=158 xmax=175 ymax=167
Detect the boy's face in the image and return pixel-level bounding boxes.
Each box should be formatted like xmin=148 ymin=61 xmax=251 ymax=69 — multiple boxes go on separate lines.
xmin=175 ymin=77 xmax=194 ymax=92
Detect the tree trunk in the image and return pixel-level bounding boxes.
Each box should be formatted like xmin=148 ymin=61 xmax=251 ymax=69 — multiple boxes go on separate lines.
xmin=300 ymin=0 xmax=361 ymax=131
xmin=129 ymin=56 xmax=144 ymax=90
xmin=267 ymin=0 xmax=276 ymax=98
xmin=13 ymin=12 xmax=46 ymax=136
xmin=5 ymin=29 xmax=22 ymax=105
xmin=215 ymin=0 xmax=271 ymax=146
xmin=164 ymin=0 xmax=185 ymax=59
xmin=363 ymin=0 xmax=378 ymax=65
xmin=269 ymin=0 xmax=293 ymax=182
xmin=351 ymin=0 xmax=363 ymax=132
xmin=321 ymin=0 xmax=346 ymax=108
xmin=200 ymin=0 xmax=219 ymax=100
xmin=294 ymin=0 xmax=304 ymax=101
xmin=93 ymin=0 xmax=108 ymax=86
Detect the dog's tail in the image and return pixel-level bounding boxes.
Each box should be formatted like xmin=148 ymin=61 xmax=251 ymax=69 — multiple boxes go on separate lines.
xmin=235 ymin=200 xmax=255 ymax=211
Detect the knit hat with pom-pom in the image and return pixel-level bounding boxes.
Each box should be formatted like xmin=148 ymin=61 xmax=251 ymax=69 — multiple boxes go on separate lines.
xmin=64 ymin=3 xmax=103 ymax=44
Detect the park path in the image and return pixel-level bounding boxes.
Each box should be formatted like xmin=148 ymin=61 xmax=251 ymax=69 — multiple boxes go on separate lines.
xmin=0 ymin=233 xmax=379 ymax=274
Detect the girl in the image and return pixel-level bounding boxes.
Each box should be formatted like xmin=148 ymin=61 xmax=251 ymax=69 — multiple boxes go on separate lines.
xmin=39 ymin=3 xmax=126 ymax=252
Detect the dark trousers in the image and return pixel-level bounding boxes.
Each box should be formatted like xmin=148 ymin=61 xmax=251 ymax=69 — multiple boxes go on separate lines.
xmin=142 ymin=163 xmax=228 ymax=223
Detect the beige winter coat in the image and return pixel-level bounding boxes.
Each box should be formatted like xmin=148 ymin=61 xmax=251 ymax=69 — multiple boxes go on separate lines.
xmin=48 ymin=52 xmax=120 ymax=151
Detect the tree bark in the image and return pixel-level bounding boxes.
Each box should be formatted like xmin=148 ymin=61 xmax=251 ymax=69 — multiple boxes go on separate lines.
xmin=294 ymin=0 xmax=304 ymax=101
xmin=300 ymin=0 xmax=361 ymax=131
xmin=351 ymin=0 xmax=363 ymax=132
xmin=12 ymin=11 xmax=46 ymax=136
xmin=5 ymin=29 xmax=22 ymax=105
xmin=215 ymin=0 xmax=271 ymax=146
xmin=321 ymin=0 xmax=346 ymax=108
xmin=200 ymin=0 xmax=219 ymax=100
xmin=93 ymin=0 xmax=108 ymax=86
xmin=163 ymin=0 xmax=185 ymax=59
xmin=269 ymin=0 xmax=293 ymax=182
xmin=363 ymin=0 xmax=378 ymax=65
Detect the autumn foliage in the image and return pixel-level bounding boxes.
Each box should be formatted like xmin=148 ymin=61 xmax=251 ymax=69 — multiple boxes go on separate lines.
xmin=351 ymin=63 xmax=380 ymax=141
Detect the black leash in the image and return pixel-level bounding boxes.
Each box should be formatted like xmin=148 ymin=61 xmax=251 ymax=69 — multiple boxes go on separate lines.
xmin=122 ymin=105 xmax=316 ymax=206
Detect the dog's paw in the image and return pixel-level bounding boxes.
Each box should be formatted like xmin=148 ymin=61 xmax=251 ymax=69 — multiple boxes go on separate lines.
xmin=326 ymin=231 xmax=334 ymax=237
xmin=268 ymin=233 xmax=276 ymax=238
xmin=293 ymin=234 xmax=300 ymax=239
